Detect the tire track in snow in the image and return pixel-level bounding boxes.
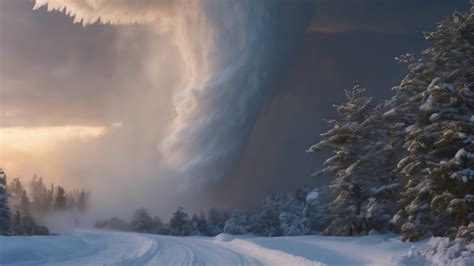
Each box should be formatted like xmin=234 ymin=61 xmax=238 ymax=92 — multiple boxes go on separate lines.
xmin=145 ymin=234 xmax=261 ymax=265
xmin=1 ymin=229 xmax=325 ymax=265
xmin=213 ymin=237 xmax=325 ymax=266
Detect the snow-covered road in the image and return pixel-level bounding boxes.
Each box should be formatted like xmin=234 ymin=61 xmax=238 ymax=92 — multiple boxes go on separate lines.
xmin=0 ymin=229 xmax=424 ymax=265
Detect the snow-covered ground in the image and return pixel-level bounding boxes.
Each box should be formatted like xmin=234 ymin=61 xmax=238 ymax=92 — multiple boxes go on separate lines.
xmin=0 ymin=229 xmax=431 ymax=265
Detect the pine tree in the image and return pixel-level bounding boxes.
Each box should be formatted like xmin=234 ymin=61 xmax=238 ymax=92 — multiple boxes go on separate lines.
xmin=308 ymin=85 xmax=373 ymax=235
xmin=54 ymin=186 xmax=67 ymax=210
xmin=309 ymin=85 xmax=401 ymax=235
xmin=207 ymin=208 xmax=229 ymax=235
xmin=304 ymin=186 xmax=335 ymax=232
xmin=131 ymin=208 xmax=154 ymax=233
xmin=11 ymin=209 xmax=49 ymax=236
xmin=195 ymin=211 xmax=210 ymax=236
xmin=248 ymin=194 xmax=286 ymax=236
xmin=47 ymin=183 xmax=54 ymax=211
xmin=169 ymin=207 xmax=192 ymax=236
xmin=190 ymin=214 xmax=202 ymax=235
xmin=279 ymin=211 xmax=310 ymax=236
xmin=223 ymin=210 xmax=248 ymax=235
xmin=386 ymin=7 xmax=474 ymax=241
xmin=30 ymin=176 xmax=51 ymax=213
xmin=0 ymin=169 xmax=11 ymax=235
xmin=8 ymin=177 xmax=30 ymax=213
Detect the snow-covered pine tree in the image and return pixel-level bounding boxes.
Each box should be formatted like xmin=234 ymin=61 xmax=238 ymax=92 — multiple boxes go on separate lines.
xmin=169 ymin=207 xmax=193 ymax=236
xmin=247 ymin=189 xmax=310 ymax=236
xmin=278 ymin=189 xmax=311 ymax=236
xmin=349 ymin=104 xmax=403 ymax=234
xmin=0 ymin=169 xmax=11 ymax=235
xmin=223 ymin=210 xmax=248 ymax=235
xmin=207 ymin=208 xmax=229 ymax=235
xmin=309 ymin=85 xmax=400 ymax=235
xmin=195 ymin=211 xmax=210 ymax=236
xmin=303 ymin=186 xmax=334 ymax=232
xmin=308 ymin=85 xmax=373 ymax=236
xmin=190 ymin=214 xmax=200 ymax=235
xmin=189 ymin=212 xmax=210 ymax=236
xmin=279 ymin=211 xmax=310 ymax=236
xmin=388 ymin=6 xmax=474 ymax=241
xmin=248 ymin=194 xmax=285 ymax=236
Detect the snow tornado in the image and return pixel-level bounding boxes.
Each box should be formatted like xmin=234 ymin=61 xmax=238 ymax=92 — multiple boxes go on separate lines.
xmin=34 ymin=0 xmax=281 ymax=183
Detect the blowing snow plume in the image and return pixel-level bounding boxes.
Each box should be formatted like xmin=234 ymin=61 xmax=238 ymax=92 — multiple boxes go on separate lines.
xmin=31 ymin=0 xmax=309 ymax=197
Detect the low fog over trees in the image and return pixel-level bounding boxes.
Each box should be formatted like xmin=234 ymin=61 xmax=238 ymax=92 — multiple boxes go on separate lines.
xmin=0 ymin=169 xmax=90 ymax=236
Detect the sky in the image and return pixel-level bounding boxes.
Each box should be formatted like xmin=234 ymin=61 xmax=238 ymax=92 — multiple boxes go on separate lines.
xmin=0 ymin=0 xmax=470 ymax=218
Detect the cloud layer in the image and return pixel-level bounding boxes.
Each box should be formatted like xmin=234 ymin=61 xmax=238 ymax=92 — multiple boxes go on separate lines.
xmin=2 ymin=0 xmax=307 ymax=217
xmin=32 ymin=0 xmax=293 ymax=187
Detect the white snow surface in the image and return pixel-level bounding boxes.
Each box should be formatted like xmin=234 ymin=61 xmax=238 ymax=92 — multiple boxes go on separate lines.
xmin=0 ymin=229 xmax=438 ymax=265
xmin=306 ymin=191 xmax=319 ymax=205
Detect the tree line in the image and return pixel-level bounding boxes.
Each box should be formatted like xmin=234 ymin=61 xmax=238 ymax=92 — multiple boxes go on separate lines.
xmin=0 ymin=170 xmax=90 ymax=235
xmin=95 ymin=207 xmax=232 ymax=236
xmin=95 ymin=186 xmax=346 ymax=237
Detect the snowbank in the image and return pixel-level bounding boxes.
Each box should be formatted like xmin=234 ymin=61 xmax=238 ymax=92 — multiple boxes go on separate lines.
xmin=402 ymin=237 xmax=474 ymax=266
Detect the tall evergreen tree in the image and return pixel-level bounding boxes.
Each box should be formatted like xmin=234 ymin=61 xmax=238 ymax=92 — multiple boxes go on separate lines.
xmin=309 ymin=85 xmax=401 ymax=235
xmin=30 ymin=176 xmax=51 ymax=213
xmin=387 ymin=8 xmax=474 ymax=241
xmin=8 ymin=177 xmax=30 ymax=213
xmin=0 ymin=169 xmax=11 ymax=235
xmin=195 ymin=211 xmax=210 ymax=236
xmin=223 ymin=210 xmax=248 ymax=235
xmin=54 ymin=186 xmax=67 ymax=210
xmin=169 ymin=207 xmax=192 ymax=236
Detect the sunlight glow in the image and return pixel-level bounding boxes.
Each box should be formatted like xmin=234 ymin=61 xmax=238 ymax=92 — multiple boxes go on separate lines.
xmin=0 ymin=125 xmax=107 ymax=152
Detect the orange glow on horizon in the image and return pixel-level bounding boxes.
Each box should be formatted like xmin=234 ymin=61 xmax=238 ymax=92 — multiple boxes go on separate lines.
xmin=0 ymin=125 xmax=107 ymax=152
xmin=0 ymin=124 xmax=118 ymax=183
